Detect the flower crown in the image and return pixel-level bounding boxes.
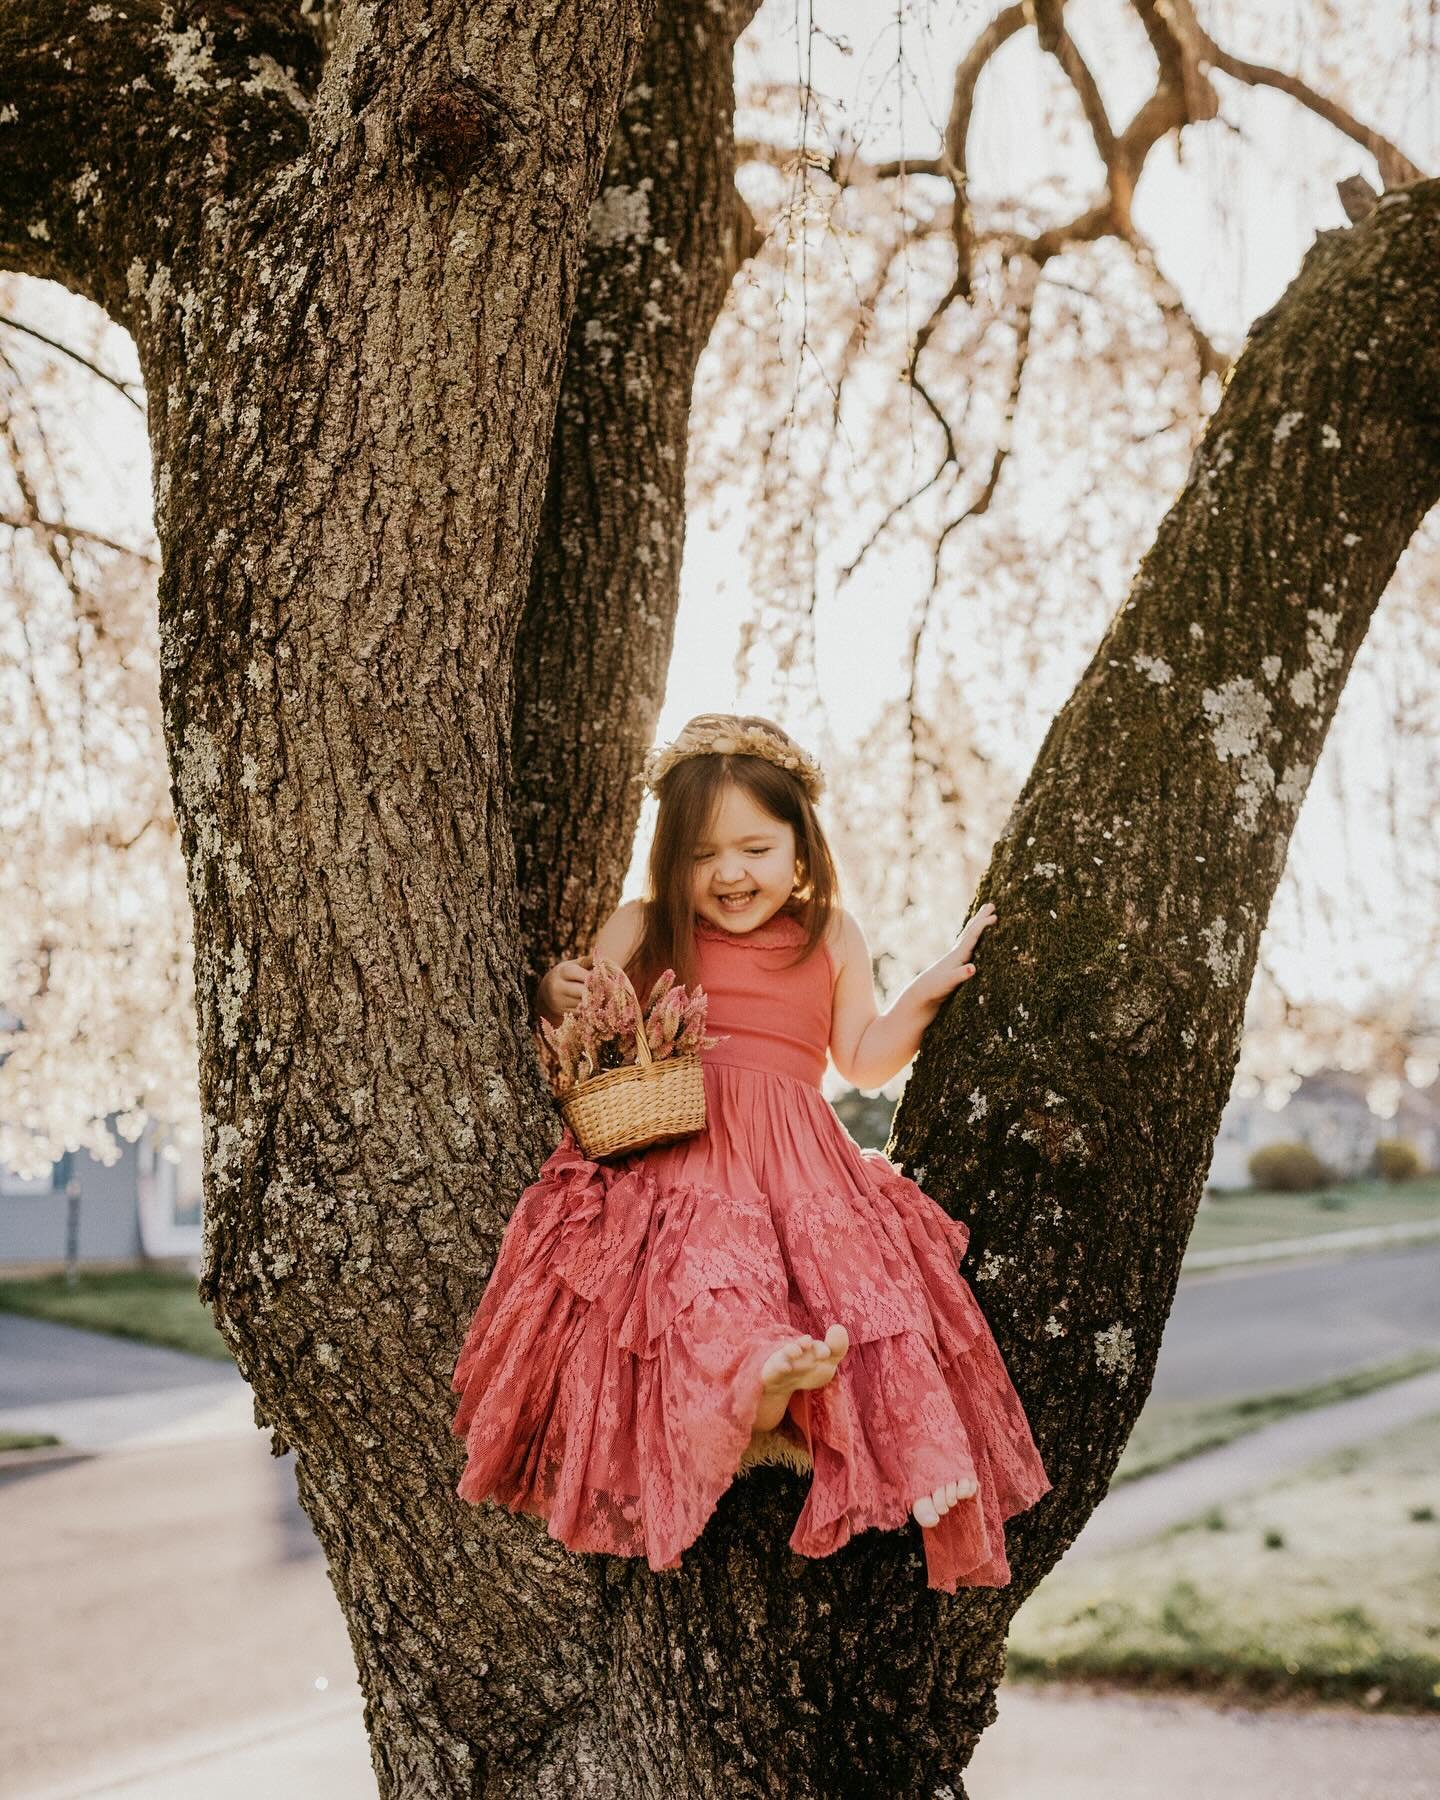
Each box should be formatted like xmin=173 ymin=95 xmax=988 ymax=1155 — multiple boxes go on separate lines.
xmin=637 ymin=713 xmax=825 ymax=803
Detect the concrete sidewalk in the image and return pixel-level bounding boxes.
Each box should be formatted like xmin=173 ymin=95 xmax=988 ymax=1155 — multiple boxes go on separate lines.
xmin=1183 ymin=1215 xmax=1440 ymax=1271
xmin=1069 ymin=1363 xmax=1440 ymax=1559
xmin=0 ymin=1379 xmax=256 ymax=1460
xmin=23 ymin=1679 xmax=1440 ymax=1799
xmin=0 ymin=1313 xmax=251 ymax=1458
xmin=6 ymin=1325 xmax=1439 ymax=1800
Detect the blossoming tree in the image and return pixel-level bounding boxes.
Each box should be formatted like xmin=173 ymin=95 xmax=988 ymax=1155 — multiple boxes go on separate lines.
xmin=2 ymin=0 xmax=1437 ymax=1794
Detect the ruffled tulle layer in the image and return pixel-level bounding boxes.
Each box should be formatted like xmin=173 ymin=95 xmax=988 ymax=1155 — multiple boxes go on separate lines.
xmin=451 ymin=1059 xmax=1051 ymax=1590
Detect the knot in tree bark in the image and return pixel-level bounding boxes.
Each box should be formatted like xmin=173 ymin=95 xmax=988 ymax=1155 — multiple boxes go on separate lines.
xmin=401 ymin=77 xmax=530 ymax=194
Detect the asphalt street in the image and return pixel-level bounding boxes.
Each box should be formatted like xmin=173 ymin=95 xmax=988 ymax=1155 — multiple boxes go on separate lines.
xmin=7 ymin=1242 xmax=1438 ymax=1422
xmin=6 ymin=1427 xmax=1440 ymax=1800
xmin=0 ymin=1312 xmax=237 ymax=1409
xmin=1150 ymin=1242 xmax=1440 ymax=1403
xmin=3 ymin=1241 xmax=1439 ymax=1795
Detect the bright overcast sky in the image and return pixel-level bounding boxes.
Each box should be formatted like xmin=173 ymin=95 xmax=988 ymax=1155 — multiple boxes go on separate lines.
xmin=7 ymin=2 xmax=1434 ymax=1024
xmin=636 ymin=2 xmax=1438 ymax=1036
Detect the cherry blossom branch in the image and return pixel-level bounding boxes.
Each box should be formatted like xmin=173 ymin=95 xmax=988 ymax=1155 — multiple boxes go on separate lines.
xmin=0 ymin=511 xmax=157 ymax=563
xmin=1159 ymin=0 xmax=1426 ymax=188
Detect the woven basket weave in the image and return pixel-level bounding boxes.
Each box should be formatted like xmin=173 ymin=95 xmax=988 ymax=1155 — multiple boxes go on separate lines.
xmin=560 ymin=968 xmax=707 ymax=1159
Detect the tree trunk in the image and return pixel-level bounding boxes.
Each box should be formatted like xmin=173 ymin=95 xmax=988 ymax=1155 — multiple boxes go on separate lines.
xmin=881 ymin=179 xmax=1440 ymax=1786
xmin=509 ymin=1 xmax=763 ymax=995
xmin=5 ymin=2 xmax=1439 ymax=1786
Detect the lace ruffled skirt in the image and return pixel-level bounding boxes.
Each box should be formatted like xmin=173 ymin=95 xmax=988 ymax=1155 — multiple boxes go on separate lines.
xmin=450 ymin=1058 xmax=1051 ymax=1591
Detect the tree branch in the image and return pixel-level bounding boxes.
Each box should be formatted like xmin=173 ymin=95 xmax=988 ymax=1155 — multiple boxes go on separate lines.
xmin=0 ymin=509 xmax=157 ymax=562
xmin=890 ymin=189 xmax=1440 ymax=1780
xmin=1162 ymin=0 xmax=1427 ymax=188
xmin=0 ymin=0 xmax=317 ymax=313
xmin=509 ymin=1 xmax=765 ymax=995
xmin=0 ymin=311 xmax=146 ymax=408
xmin=942 ymin=3 xmax=1029 ymax=299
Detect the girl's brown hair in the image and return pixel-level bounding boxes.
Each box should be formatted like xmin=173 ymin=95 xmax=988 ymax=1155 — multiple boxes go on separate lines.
xmin=625 ymin=717 xmax=840 ymax=996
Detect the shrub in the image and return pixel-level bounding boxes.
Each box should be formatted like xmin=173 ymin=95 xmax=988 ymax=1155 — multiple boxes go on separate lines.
xmin=1373 ymin=1138 xmax=1422 ymax=1182
xmin=1247 ymin=1141 xmax=1330 ymax=1193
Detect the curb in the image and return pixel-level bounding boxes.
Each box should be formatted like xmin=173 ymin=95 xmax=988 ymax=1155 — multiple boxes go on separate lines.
xmin=0 ymin=1442 xmax=95 ymax=1482
xmin=1182 ymin=1216 xmax=1440 ymax=1272
xmin=1067 ymin=1364 xmax=1440 ymax=1559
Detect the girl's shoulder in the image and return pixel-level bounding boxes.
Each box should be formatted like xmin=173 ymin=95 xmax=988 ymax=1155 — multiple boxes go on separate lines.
xmin=822 ymin=904 xmax=866 ymax=976
xmin=591 ymin=898 xmax=647 ymax=966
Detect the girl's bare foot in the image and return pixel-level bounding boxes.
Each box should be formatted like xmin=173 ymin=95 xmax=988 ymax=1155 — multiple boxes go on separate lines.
xmin=912 ymin=1476 xmax=978 ymax=1528
xmin=755 ymin=1323 xmax=849 ymax=1431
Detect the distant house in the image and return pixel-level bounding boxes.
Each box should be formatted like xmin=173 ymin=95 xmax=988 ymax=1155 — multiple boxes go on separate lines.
xmin=1 ymin=1001 xmax=204 ymax=1268
xmin=0 ymin=1124 xmax=203 ymax=1269
xmin=1208 ymin=1068 xmax=1440 ymax=1190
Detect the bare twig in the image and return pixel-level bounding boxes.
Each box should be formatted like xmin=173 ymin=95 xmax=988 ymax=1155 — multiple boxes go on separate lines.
xmin=0 ymin=314 xmax=146 ymax=411
xmin=1161 ymin=0 xmax=1426 ymax=187
xmin=0 ymin=511 xmax=158 ymax=563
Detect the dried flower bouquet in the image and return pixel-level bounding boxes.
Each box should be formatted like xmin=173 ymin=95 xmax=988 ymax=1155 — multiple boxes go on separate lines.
xmin=536 ymin=958 xmax=725 ymax=1099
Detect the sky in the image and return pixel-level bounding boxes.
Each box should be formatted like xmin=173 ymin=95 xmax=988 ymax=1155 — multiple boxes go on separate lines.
xmin=658 ymin=0 xmax=1422 ymax=751
xmin=6 ymin=0 xmax=1436 ymax=1044
xmin=626 ymin=1 xmax=1440 ymax=1044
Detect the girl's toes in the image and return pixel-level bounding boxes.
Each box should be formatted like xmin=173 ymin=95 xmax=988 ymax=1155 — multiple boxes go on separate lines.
xmin=913 ymin=1476 xmax=979 ymax=1528
xmin=823 ymin=1323 xmax=849 ymax=1359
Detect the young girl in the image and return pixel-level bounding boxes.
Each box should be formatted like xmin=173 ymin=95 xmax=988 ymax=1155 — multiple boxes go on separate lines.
xmin=450 ymin=713 xmax=1051 ymax=1591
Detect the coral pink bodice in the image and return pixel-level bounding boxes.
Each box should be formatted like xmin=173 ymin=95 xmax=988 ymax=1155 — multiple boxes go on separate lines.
xmin=693 ymin=910 xmax=835 ymax=1090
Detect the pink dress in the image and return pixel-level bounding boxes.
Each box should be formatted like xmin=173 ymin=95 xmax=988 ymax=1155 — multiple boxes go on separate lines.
xmin=450 ymin=908 xmax=1051 ymax=1590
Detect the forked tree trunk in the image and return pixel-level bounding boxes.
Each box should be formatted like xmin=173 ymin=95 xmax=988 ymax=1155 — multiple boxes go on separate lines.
xmin=3 ymin=0 xmax=1439 ymax=1787
xmin=508 ymin=1 xmax=764 ymax=1003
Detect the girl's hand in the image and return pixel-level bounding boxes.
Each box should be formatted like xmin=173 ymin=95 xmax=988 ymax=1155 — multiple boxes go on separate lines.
xmin=915 ymin=902 xmax=997 ymax=1005
xmin=956 ymin=900 xmax=997 ymax=962
xmin=537 ymin=954 xmax=594 ymax=1022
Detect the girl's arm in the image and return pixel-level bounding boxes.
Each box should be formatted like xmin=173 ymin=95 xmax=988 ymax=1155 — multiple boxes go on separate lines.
xmin=828 ymin=904 xmax=996 ymax=1090
xmin=536 ymin=900 xmax=646 ymax=1028
xmin=590 ymin=898 xmax=645 ymax=970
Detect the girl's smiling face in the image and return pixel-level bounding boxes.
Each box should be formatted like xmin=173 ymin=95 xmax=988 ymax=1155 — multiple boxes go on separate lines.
xmin=691 ymin=783 xmax=797 ymax=931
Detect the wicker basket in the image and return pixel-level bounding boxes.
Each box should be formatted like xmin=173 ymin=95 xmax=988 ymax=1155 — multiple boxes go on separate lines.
xmin=560 ymin=968 xmax=708 ymax=1160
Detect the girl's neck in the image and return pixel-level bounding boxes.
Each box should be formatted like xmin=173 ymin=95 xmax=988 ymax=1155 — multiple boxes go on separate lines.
xmin=695 ymin=899 xmax=801 ymax=933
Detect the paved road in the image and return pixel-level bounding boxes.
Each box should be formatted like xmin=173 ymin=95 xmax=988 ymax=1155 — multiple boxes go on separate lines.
xmin=1153 ymin=1243 xmax=1440 ymax=1403
xmin=0 ymin=1431 xmax=359 ymax=1798
xmin=3 ymin=1265 xmax=1439 ymax=1799
xmin=1069 ymin=1365 xmax=1440 ymax=1558
xmin=27 ymin=1684 xmax=1440 ymax=1800
xmin=4 ymin=1242 xmax=1438 ymax=1435
xmin=0 ymin=1313 xmax=237 ymax=1408
xmin=0 ymin=1314 xmax=249 ymax=1456
xmin=7 ymin=1430 xmax=1440 ymax=1800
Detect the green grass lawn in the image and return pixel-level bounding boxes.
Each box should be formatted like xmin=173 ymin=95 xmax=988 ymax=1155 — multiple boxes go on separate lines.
xmin=1187 ymin=1174 xmax=1440 ymax=1257
xmin=0 ymin=1429 xmax=61 ymax=1451
xmin=1008 ymin=1412 xmax=1440 ymax=1710
xmin=0 ymin=1267 xmax=231 ymax=1362
xmin=1114 ymin=1351 xmax=1440 ymax=1485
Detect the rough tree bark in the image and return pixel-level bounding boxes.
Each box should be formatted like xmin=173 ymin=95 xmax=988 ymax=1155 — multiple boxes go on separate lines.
xmin=4 ymin=0 xmax=1439 ymax=1792
xmin=508 ymin=0 xmax=764 ymax=1006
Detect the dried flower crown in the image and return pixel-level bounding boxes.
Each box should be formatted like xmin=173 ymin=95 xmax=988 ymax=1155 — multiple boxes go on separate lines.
xmin=637 ymin=713 xmax=825 ymax=802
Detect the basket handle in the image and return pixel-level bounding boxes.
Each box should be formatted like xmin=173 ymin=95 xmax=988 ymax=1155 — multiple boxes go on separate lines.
xmin=615 ymin=964 xmax=654 ymax=1071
